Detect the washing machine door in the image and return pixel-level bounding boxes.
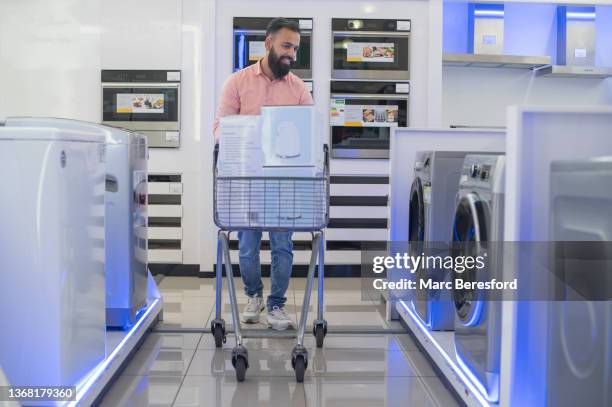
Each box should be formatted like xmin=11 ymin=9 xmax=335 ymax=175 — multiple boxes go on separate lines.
xmin=409 ymin=176 xmax=425 ymax=250
xmin=452 ymin=192 xmax=490 ymax=325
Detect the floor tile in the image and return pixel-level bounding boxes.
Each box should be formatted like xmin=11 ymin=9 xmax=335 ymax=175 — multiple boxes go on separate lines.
xmin=121 ymin=345 xmax=196 ymax=376
xmin=302 ymin=376 xmax=459 ymax=407
xmin=308 ymin=348 xmax=437 ymax=378
xmin=139 ymin=333 xmax=203 ymax=350
xmin=173 ymin=375 xmax=307 ymax=407
xmin=99 ymin=375 xmax=182 ymax=407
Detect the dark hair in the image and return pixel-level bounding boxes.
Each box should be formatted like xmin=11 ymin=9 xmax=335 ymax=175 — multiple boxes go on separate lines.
xmin=266 ymin=18 xmax=300 ymax=36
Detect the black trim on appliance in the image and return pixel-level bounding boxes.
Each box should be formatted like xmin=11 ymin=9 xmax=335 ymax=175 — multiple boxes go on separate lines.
xmin=228 ymin=240 xmax=314 ymax=251
xmin=332 ymin=18 xmax=411 ymax=32
xmin=330 ymin=176 xmax=389 ymax=184
xmin=148 ymin=195 xmax=182 ymax=205
xmin=148 ymin=240 xmax=181 ymax=249
xmin=330 ymin=196 xmax=388 ymax=206
xmin=101 ymin=70 xmax=181 ymax=83
xmin=203 ymin=264 xmax=362 ymax=278
xmin=326 ymin=241 xmax=387 ymax=251
xmin=227 ymin=240 xmax=388 ymax=251
xmin=330 ymin=81 xmax=410 ymax=95
xmin=148 ymin=218 xmax=181 ymax=227
xmin=149 ymin=174 xmax=181 ymax=182
xmin=328 ymin=218 xmax=388 ymax=229
xmin=150 ymin=264 xmax=199 ymax=277
xmin=233 ymin=17 xmax=313 ymax=30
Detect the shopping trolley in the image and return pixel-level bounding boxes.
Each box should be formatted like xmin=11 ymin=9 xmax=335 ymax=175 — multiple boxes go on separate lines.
xmin=210 ymin=144 xmax=330 ymax=383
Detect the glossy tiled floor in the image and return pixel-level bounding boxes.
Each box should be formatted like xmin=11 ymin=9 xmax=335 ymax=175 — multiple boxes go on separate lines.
xmin=99 ymin=277 xmax=459 ymax=406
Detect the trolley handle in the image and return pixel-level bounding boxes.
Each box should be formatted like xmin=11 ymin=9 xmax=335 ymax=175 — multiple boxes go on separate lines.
xmin=213 ymin=143 xmax=219 ymax=173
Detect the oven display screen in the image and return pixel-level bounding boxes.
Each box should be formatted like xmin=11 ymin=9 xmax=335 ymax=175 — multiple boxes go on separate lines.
xmin=117 ymin=93 xmax=165 ymax=114
xmin=330 ymin=99 xmax=398 ymax=127
xmin=346 ymin=42 xmax=395 ymax=63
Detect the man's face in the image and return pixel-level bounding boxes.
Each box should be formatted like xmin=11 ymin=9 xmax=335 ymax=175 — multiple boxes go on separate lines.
xmin=266 ymin=28 xmax=300 ymax=79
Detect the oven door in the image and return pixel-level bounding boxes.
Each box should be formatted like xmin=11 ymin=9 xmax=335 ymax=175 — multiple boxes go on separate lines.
xmin=330 ymin=93 xmax=408 ymax=159
xmin=233 ymin=30 xmax=312 ymax=79
xmin=102 ymin=84 xmax=180 ymax=131
xmin=332 ymin=32 xmax=410 ymax=80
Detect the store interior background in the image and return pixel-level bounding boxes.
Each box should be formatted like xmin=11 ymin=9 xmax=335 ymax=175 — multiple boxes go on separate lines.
xmin=1 ymin=0 xmax=611 ymax=276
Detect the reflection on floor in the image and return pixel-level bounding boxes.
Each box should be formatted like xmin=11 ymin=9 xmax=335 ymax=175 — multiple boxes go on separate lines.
xmin=100 ymin=277 xmax=459 ymax=406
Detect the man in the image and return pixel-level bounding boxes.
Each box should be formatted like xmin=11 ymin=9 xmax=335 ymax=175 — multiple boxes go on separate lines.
xmin=213 ymin=18 xmax=313 ymax=330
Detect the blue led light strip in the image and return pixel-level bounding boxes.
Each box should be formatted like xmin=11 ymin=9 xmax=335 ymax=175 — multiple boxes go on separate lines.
xmin=474 ymin=10 xmax=505 ymax=18
xmin=566 ymin=11 xmax=596 ymax=21
xmin=66 ymin=297 xmax=161 ymax=407
xmin=399 ymin=300 xmax=490 ymax=407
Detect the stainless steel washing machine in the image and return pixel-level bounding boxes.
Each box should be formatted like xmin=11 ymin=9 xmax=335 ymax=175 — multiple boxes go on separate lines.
xmin=547 ymin=157 xmax=612 ymax=407
xmin=451 ymin=154 xmax=505 ymax=403
xmin=409 ymin=151 xmax=477 ymax=330
xmin=4 ymin=117 xmax=149 ymax=328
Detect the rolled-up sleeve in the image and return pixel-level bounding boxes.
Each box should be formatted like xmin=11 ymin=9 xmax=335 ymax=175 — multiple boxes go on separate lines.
xmin=213 ymin=76 xmax=240 ymax=142
xmin=299 ymin=84 xmax=314 ymax=105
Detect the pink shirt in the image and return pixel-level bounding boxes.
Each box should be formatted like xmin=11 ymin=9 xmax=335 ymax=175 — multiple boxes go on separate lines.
xmin=213 ymin=61 xmax=313 ymax=141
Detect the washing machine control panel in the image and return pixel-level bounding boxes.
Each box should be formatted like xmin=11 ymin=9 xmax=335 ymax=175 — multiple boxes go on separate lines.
xmin=470 ymin=164 xmax=480 ymax=178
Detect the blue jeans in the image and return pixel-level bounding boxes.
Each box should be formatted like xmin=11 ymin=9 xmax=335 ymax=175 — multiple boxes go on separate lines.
xmin=238 ymin=230 xmax=293 ymax=311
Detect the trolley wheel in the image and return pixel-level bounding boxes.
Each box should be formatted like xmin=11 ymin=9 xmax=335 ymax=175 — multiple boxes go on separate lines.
xmin=210 ymin=319 xmax=226 ymax=348
xmin=315 ymin=326 xmax=325 ymax=348
xmin=234 ymin=355 xmax=247 ymax=382
xmin=313 ymin=320 xmax=328 ymax=348
xmin=213 ymin=328 xmax=224 ymax=348
xmin=291 ymin=345 xmax=308 ymax=383
xmin=231 ymin=346 xmax=249 ymax=383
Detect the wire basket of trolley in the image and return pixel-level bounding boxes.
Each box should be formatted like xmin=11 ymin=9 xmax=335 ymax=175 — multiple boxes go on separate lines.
xmin=210 ymin=106 xmax=329 ymax=383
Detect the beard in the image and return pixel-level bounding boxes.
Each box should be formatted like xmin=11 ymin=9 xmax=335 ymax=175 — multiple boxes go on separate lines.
xmin=268 ymin=46 xmax=293 ymax=79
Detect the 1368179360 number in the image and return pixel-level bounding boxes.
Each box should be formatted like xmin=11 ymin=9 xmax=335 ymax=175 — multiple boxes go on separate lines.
xmin=1 ymin=386 xmax=76 ymax=401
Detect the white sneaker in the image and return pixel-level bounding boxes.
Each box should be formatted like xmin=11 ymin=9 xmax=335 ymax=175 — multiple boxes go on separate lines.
xmin=267 ymin=306 xmax=295 ymax=331
xmin=240 ymin=295 xmax=265 ymax=323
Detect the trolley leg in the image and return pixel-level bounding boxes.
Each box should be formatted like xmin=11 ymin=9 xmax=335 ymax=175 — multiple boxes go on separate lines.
xmin=215 ymin=236 xmax=223 ymax=320
xmin=317 ymin=231 xmax=325 ymax=321
xmin=219 ymin=232 xmax=243 ymax=346
xmin=296 ymin=233 xmax=321 ymax=346
xmin=292 ymin=233 xmax=320 ymax=382
xmin=313 ymin=231 xmax=328 ymax=348
xmin=211 ymin=234 xmax=226 ymax=347
xmin=219 ymin=232 xmax=249 ymax=382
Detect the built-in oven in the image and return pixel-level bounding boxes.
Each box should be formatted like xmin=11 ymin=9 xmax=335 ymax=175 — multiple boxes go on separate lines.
xmin=102 ymin=70 xmax=181 ymax=148
xmin=330 ymin=80 xmax=409 ymax=159
xmin=332 ymin=18 xmax=411 ymax=80
xmin=233 ymin=17 xmax=313 ymax=80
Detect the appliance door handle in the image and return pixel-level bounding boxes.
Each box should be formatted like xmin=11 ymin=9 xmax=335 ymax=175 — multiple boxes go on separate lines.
xmin=102 ymin=83 xmax=180 ymax=88
xmin=465 ymin=193 xmax=484 ymax=244
xmin=106 ymin=174 xmax=118 ymax=193
xmin=331 ymin=94 xmax=409 ymax=100
xmin=333 ymin=31 xmax=409 ymax=37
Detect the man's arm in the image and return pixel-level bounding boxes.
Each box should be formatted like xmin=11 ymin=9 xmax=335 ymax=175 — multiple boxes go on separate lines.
xmin=213 ymin=76 xmax=240 ymax=142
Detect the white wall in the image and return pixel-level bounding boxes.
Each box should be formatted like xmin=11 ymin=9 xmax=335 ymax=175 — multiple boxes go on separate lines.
xmin=0 ymin=0 xmax=101 ymax=121
xmin=0 ymin=0 xmax=204 ymax=266
xmin=442 ymin=67 xmax=612 ymax=127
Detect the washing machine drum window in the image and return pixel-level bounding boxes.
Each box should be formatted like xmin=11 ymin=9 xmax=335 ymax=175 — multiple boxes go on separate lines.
xmin=409 ymin=177 xmax=425 ymax=248
xmin=452 ymin=194 xmax=490 ymax=324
